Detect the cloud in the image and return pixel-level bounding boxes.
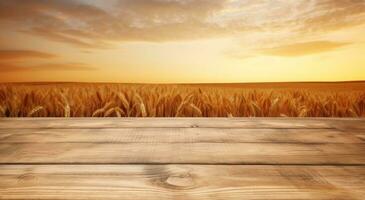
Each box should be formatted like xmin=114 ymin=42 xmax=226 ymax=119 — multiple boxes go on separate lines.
xmin=259 ymin=41 xmax=351 ymax=57
xmin=301 ymin=0 xmax=365 ymax=32
xmin=0 ymin=48 xmax=94 ymax=72
xmin=0 ymin=50 xmax=56 ymax=60
xmin=0 ymin=62 xmax=96 ymax=72
xmin=23 ymin=27 xmax=109 ymax=49
xmin=118 ymin=0 xmax=224 ymax=19
xmin=32 ymin=62 xmax=97 ymax=71
xmin=0 ymin=0 xmax=230 ymax=48
xmin=0 ymin=0 xmax=364 ymax=49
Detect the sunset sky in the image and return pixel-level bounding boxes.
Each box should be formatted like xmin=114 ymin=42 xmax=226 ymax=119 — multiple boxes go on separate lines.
xmin=0 ymin=0 xmax=364 ymax=83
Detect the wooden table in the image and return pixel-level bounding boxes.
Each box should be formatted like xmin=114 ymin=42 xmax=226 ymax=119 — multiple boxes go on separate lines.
xmin=0 ymin=118 xmax=364 ymax=199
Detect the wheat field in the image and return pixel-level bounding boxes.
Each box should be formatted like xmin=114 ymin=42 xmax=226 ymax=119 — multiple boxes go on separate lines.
xmin=0 ymin=82 xmax=364 ymax=117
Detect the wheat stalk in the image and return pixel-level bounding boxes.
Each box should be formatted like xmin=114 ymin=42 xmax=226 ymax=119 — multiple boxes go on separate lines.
xmin=104 ymin=106 xmax=125 ymax=117
xmin=114 ymin=107 xmax=125 ymax=117
xmin=92 ymin=101 xmax=114 ymax=117
xmin=0 ymin=105 xmax=4 ymax=117
xmin=298 ymin=106 xmax=308 ymax=117
xmin=134 ymin=94 xmax=147 ymax=117
xmin=104 ymin=107 xmax=116 ymax=117
xmin=175 ymin=94 xmax=194 ymax=117
xmin=92 ymin=108 xmax=105 ymax=117
xmin=27 ymin=106 xmax=44 ymax=117
xmin=117 ymin=92 xmax=130 ymax=110
xmin=189 ymin=103 xmax=202 ymax=117
xmin=1 ymin=83 xmax=364 ymax=117
xmin=60 ymin=92 xmax=70 ymax=117
xmin=175 ymin=101 xmax=188 ymax=117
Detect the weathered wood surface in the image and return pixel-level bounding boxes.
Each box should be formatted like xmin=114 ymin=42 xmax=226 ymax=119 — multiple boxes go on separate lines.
xmin=1 ymin=128 xmax=364 ymax=144
xmin=1 ymin=143 xmax=364 ymax=164
xmin=0 ymin=118 xmax=364 ymax=199
xmin=0 ymin=118 xmax=364 ymax=129
xmin=1 ymin=165 xmax=364 ymax=200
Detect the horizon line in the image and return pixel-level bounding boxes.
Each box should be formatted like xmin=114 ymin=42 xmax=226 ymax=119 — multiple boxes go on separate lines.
xmin=1 ymin=80 xmax=365 ymax=85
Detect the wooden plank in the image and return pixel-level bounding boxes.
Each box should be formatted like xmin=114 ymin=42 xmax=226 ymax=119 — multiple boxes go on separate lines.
xmin=0 ymin=165 xmax=364 ymax=200
xmin=0 ymin=143 xmax=364 ymax=164
xmin=0 ymin=128 xmax=364 ymax=144
xmin=0 ymin=118 xmax=364 ymax=129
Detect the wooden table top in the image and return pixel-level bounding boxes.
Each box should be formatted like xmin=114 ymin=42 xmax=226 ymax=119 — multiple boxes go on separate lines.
xmin=0 ymin=118 xmax=364 ymax=199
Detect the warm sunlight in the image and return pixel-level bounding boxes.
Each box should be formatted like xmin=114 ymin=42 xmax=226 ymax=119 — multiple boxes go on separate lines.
xmin=1 ymin=2 xmax=365 ymax=198
xmin=1 ymin=0 xmax=364 ymax=83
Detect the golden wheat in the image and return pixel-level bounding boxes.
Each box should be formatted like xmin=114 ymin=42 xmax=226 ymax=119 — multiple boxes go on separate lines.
xmin=27 ymin=106 xmax=44 ymax=117
xmin=0 ymin=83 xmax=364 ymax=117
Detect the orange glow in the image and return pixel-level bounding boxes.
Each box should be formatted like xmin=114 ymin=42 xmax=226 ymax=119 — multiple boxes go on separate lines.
xmin=0 ymin=0 xmax=364 ymax=83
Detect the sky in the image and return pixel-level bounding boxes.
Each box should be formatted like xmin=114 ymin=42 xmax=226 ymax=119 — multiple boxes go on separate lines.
xmin=0 ymin=0 xmax=364 ymax=83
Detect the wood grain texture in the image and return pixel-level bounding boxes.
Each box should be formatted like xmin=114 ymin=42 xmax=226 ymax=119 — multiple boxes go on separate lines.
xmin=1 ymin=142 xmax=364 ymax=164
xmin=0 ymin=128 xmax=364 ymax=144
xmin=0 ymin=118 xmax=364 ymax=129
xmin=0 ymin=165 xmax=364 ymax=200
xmin=0 ymin=118 xmax=364 ymax=199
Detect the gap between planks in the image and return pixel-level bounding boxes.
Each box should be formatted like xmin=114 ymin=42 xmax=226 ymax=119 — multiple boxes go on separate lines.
xmin=0 ymin=118 xmax=364 ymax=199
xmin=0 ymin=118 xmax=365 ymax=130
xmin=0 ymin=128 xmax=364 ymax=144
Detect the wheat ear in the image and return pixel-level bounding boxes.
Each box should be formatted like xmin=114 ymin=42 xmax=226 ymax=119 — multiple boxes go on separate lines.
xmin=189 ymin=103 xmax=202 ymax=117
xmin=134 ymin=94 xmax=147 ymax=117
xmin=60 ymin=93 xmax=70 ymax=117
xmin=27 ymin=106 xmax=44 ymax=117
xmin=118 ymin=92 xmax=130 ymax=109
